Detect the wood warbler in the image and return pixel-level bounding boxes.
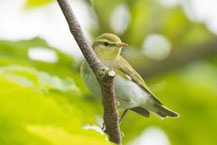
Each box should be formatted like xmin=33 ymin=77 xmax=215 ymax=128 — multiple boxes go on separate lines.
xmin=81 ymin=33 xmax=179 ymax=119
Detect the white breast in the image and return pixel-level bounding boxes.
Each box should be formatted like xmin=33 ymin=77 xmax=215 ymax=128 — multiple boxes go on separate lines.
xmin=114 ymin=76 xmax=150 ymax=109
xmin=81 ymin=62 xmax=150 ymax=110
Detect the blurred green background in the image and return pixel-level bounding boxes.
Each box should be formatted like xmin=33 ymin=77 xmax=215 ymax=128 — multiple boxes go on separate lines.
xmin=0 ymin=0 xmax=217 ymax=145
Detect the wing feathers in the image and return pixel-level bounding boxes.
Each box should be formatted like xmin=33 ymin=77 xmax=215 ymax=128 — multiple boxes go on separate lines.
xmin=115 ymin=56 xmax=162 ymax=105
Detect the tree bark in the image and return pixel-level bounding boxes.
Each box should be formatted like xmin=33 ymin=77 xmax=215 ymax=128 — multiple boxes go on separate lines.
xmin=56 ymin=0 xmax=121 ymax=144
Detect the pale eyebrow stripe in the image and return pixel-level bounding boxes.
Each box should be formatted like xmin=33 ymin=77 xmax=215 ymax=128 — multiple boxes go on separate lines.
xmin=98 ymin=41 xmax=116 ymax=46
xmin=92 ymin=41 xmax=116 ymax=49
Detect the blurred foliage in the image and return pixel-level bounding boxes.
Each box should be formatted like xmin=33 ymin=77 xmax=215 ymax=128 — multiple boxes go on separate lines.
xmin=0 ymin=38 xmax=88 ymax=93
xmin=25 ymin=0 xmax=54 ymax=8
xmin=1 ymin=0 xmax=217 ymax=145
xmin=0 ymin=39 xmax=112 ymax=145
xmin=90 ymin=0 xmax=212 ymax=49
xmin=121 ymin=60 xmax=217 ymax=145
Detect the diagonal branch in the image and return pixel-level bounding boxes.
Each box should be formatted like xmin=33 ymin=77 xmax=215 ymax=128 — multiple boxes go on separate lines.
xmin=137 ymin=38 xmax=217 ymax=79
xmin=56 ymin=0 xmax=121 ymax=144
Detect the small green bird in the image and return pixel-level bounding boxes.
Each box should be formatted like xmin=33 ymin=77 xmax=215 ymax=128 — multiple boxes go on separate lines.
xmin=81 ymin=33 xmax=179 ymax=119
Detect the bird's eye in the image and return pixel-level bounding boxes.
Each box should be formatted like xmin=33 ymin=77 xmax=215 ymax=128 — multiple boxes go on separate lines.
xmin=104 ymin=42 xmax=109 ymax=46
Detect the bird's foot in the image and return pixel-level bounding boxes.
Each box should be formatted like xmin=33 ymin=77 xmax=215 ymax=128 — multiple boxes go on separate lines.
xmin=121 ymin=131 xmax=124 ymax=137
xmin=116 ymin=101 xmax=120 ymax=106
xmin=101 ymin=122 xmax=106 ymax=132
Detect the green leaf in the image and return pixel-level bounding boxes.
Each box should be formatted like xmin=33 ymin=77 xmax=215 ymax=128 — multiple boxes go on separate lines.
xmin=0 ymin=38 xmax=89 ymax=94
xmin=0 ymin=65 xmax=108 ymax=145
xmin=0 ymin=65 xmax=77 ymax=92
xmin=25 ymin=0 xmax=54 ymax=8
xmin=27 ymin=125 xmax=112 ymax=145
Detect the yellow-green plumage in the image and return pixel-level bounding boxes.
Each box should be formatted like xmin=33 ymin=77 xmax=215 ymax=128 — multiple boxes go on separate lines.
xmin=81 ymin=33 xmax=179 ymax=119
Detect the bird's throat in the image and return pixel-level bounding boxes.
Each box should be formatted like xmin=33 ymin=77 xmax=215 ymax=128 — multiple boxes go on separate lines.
xmin=94 ymin=48 xmax=121 ymax=61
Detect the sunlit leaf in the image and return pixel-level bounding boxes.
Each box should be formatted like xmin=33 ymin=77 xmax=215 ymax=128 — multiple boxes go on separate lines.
xmin=0 ymin=65 xmax=108 ymax=145
xmin=25 ymin=0 xmax=54 ymax=8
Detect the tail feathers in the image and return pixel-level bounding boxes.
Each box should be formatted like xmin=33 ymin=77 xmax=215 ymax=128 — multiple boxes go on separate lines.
xmin=154 ymin=105 xmax=180 ymax=119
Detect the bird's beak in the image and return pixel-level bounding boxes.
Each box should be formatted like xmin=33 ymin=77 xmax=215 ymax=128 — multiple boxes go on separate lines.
xmin=116 ymin=42 xmax=128 ymax=48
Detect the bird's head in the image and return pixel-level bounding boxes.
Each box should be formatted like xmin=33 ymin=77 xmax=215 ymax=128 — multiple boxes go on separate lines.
xmin=92 ymin=33 xmax=128 ymax=61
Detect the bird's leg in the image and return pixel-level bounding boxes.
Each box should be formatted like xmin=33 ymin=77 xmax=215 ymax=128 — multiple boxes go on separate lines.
xmin=119 ymin=109 xmax=128 ymax=124
xmin=119 ymin=109 xmax=128 ymax=138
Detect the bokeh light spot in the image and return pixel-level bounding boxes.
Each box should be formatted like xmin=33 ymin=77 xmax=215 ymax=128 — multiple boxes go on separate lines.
xmin=143 ymin=34 xmax=171 ymax=60
xmin=110 ymin=4 xmax=131 ymax=35
xmin=28 ymin=47 xmax=58 ymax=63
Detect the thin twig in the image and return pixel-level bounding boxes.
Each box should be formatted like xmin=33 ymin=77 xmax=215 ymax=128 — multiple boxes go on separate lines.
xmin=56 ymin=0 xmax=121 ymax=144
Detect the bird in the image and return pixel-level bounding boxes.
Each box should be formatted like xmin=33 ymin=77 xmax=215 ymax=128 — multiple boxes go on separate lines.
xmin=80 ymin=33 xmax=179 ymax=120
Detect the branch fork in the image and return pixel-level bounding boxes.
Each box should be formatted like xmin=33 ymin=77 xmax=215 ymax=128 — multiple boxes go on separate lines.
xmin=97 ymin=66 xmax=116 ymax=83
xmin=56 ymin=0 xmax=122 ymax=144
